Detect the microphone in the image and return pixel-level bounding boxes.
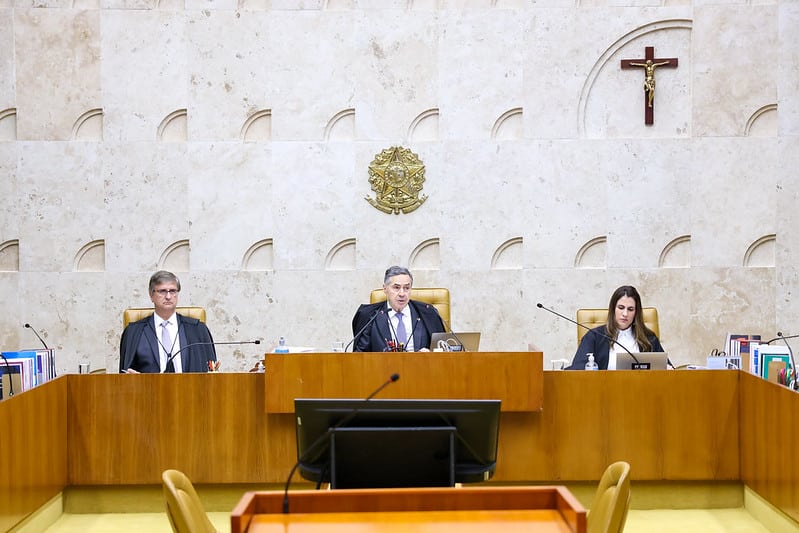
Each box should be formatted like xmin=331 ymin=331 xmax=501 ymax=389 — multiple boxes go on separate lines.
xmin=161 ymin=340 xmax=261 ymax=373
xmin=776 ymin=332 xmax=798 ymax=390
xmin=384 ymin=310 xmax=402 ymax=352
xmin=119 ymin=340 xmax=261 ymax=374
xmin=345 ymin=310 xmax=381 ymax=352
xmin=383 ymin=310 xmax=420 ymax=352
xmin=0 ymin=352 xmax=15 ymax=398
xmin=536 ymin=302 xmax=646 ymax=368
xmin=24 ymin=323 xmax=49 ymax=350
xmin=763 ymin=333 xmax=799 ymax=345
xmin=282 ymin=373 xmax=400 ymax=513
xmin=406 ymin=317 xmax=421 ymax=352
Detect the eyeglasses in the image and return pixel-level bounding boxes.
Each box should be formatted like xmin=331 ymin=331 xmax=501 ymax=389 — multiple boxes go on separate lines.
xmin=153 ymin=289 xmax=179 ymax=296
xmin=387 ymin=284 xmax=412 ymax=293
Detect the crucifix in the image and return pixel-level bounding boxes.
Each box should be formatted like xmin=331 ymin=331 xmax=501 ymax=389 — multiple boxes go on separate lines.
xmin=621 ymin=46 xmax=678 ymax=125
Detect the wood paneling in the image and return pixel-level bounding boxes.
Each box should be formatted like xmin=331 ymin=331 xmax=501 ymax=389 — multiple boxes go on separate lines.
xmin=0 ymin=377 xmax=67 ymax=533
xmin=67 ymin=373 xmax=277 ymax=484
xmin=231 ymin=486 xmax=586 ymax=533
xmin=4 ymin=366 xmax=798 ymax=531
xmin=497 ymin=369 xmax=741 ymax=481
xmin=264 ymin=351 xmax=544 ymax=413
xmin=739 ymin=371 xmax=799 ymax=522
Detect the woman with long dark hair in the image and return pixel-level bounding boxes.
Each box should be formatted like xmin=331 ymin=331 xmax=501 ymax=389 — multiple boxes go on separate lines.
xmin=568 ymin=285 xmax=664 ymax=370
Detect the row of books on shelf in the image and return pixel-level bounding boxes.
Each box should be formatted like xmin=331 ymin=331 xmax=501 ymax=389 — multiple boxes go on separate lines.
xmin=706 ymin=334 xmax=794 ymax=383
xmin=0 ymin=349 xmax=57 ymax=399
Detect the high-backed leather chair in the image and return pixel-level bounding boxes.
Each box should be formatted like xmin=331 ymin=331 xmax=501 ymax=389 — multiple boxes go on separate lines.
xmin=370 ymin=287 xmax=450 ymax=328
xmin=162 ymin=469 xmax=218 ymax=533
xmin=576 ymin=308 xmax=659 ymax=345
xmin=588 ymin=461 xmax=631 ymax=533
xmin=123 ymin=307 xmax=207 ymax=329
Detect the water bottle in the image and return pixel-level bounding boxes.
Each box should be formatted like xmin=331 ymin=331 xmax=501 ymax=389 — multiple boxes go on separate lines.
xmin=275 ymin=336 xmax=289 ymax=354
xmin=585 ymin=353 xmax=598 ymax=371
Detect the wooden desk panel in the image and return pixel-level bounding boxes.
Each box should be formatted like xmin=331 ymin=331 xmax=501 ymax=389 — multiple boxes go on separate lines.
xmin=231 ymin=486 xmax=586 ymax=533
xmin=495 ymin=370 xmax=741 ymax=481
xmin=264 ymin=352 xmax=544 ymax=414
xmin=65 ymin=368 xmax=740 ymax=485
xmin=0 ymin=376 xmax=67 ymax=533
xmin=739 ymin=371 xmax=799 ymax=522
xmin=67 ymin=373 xmax=276 ymax=484
xmin=5 ymin=367 xmax=796 ymax=531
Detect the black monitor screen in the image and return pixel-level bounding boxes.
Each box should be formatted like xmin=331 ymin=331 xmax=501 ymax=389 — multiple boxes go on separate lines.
xmin=293 ymin=398 xmax=501 ymax=488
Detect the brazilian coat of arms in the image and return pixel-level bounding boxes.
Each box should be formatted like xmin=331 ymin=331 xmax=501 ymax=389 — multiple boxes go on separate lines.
xmin=366 ymin=146 xmax=427 ymax=214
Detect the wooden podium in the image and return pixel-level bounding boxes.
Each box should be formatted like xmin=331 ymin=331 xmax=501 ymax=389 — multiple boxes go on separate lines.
xmin=231 ymin=485 xmax=586 ymax=533
xmin=264 ymin=351 xmax=544 ymax=414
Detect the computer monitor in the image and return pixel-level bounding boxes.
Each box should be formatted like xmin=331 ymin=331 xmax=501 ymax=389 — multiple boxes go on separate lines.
xmin=293 ymin=398 xmax=501 ymax=489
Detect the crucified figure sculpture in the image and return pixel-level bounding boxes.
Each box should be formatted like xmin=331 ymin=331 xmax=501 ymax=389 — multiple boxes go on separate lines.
xmin=628 ymin=59 xmax=670 ymax=108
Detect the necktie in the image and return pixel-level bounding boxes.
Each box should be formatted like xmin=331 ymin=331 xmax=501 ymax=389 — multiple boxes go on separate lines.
xmin=161 ymin=321 xmax=175 ymax=373
xmin=395 ymin=311 xmax=407 ymax=347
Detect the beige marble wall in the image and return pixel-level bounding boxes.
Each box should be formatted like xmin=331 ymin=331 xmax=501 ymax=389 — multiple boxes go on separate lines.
xmin=0 ymin=1 xmax=795 ymax=376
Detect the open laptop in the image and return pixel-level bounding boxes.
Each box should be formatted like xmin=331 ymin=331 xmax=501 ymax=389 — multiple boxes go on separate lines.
xmin=429 ymin=332 xmax=481 ymax=352
xmin=616 ymin=352 xmax=670 ymax=370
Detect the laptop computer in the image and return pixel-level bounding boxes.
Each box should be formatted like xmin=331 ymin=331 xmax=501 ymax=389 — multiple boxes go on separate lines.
xmin=615 ymin=352 xmax=670 ymax=370
xmin=429 ymin=332 xmax=481 ymax=352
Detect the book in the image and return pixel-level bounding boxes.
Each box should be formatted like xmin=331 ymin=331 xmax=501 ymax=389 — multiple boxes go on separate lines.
xmin=759 ymin=345 xmax=793 ymax=382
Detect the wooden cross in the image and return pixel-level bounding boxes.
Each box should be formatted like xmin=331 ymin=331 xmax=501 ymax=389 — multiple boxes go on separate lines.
xmin=621 ymin=46 xmax=678 ymax=125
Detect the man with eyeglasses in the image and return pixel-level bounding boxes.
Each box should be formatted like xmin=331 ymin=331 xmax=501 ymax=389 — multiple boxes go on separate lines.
xmin=351 ymin=266 xmax=445 ymax=352
xmin=119 ymin=270 xmax=217 ymax=373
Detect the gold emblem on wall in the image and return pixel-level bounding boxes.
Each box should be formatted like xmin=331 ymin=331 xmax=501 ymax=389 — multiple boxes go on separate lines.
xmin=366 ymin=146 xmax=427 ymax=214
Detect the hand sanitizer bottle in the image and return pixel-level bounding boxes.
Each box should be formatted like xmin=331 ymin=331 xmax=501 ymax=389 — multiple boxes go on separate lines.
xmin=585 ymin=353 xmax=598 ymax=371
xmin=275 ymin=336 xmax=289 ymax=354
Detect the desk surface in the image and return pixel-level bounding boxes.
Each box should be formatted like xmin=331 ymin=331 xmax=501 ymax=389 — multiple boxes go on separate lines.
xmin=231 ymin=486 xmax=586 ymax=533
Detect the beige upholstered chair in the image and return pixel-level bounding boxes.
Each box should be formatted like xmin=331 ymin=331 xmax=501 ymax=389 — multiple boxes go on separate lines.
xmin=576 ymin=308 xmax=659 ymax=345
xmin=123 ymin=307 xmax=207 ymax=329
xmin=588 ymin=461 xmax=631 ymax=533
xmin=162 ymin=469 xmax=218 ymax=533
xmin=370 ymin=287 xmax=450 ymax=328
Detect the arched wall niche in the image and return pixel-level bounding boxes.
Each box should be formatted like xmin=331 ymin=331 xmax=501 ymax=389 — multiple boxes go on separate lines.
xmin=241 ymin=109 xmax=272 ymax=142
xmin=72 ymin=108 xmax=104 ymax=141
xmin=326 ymin=239 xmax=356 ymax=270
xmin=491 ymin=237 xmax=523 ymax=270
xmin=325 ymin=109 xmax=355 ymax=142
xmin=659 ymin=235 xmax=691 ymax=268
xmin=574 ymin=236 xmax=607 ymax=269
xmin=491 ymin=108 xmax=523 ymax=141
xmin=242 ymin=239 xmax=274 ymax=271
xmin=0 ymin=240 xmax=20 ymax=272
xmin=159 ymin=240 xmax=190 ymax=272
xmin=408 ymin=109 xmax=439 ymax=143
xmin=157 ymin=109 xmax=188 ymax=142
xmin=409 ymin=238 xmax=440 ymax=271
xmin=74 ymin=240 xmax=105 ymax=272
xmin=743 ymin=234 xmax=776 ymax=267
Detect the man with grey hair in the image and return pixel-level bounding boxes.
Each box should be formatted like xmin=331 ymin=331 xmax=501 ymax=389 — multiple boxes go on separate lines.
xmin=119 ymin=270 xmax=217 ymax=373
xmin=351 ymin=266 xmax=445 ymax=352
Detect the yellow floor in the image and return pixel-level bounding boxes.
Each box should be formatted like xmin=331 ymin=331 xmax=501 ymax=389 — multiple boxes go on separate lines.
xmin=37 ymin=508 xmax=774 ymax=533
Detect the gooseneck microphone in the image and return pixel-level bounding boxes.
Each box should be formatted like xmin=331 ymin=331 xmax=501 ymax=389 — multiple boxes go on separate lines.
xmin=345 ymin=310 xmax=381 ymax=352
xmin=159 ymin=340 xmax=261 ymax=373
xmin=763 ymin=333 xmax=799 ymax=345
xmin=282 ymin=373 xmax=400 ymax=514
xmin=536 ymin=302 xmax=644 ymax=367
xmin=24 ymin=323 xmax=49 ymax=350
xmin=776 ymin=332 xmax=798 ymax=390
